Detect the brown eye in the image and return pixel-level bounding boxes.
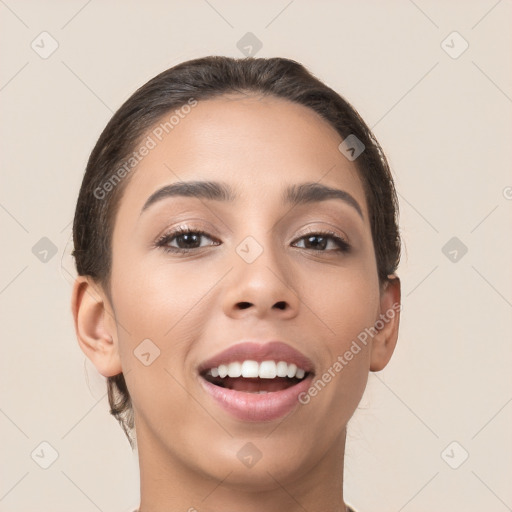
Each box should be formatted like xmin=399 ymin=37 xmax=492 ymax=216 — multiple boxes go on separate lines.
xmin=293 ymin=231 xmax=350 ymax=253
xmin=155 ymin=227 xmax=220 ymax=254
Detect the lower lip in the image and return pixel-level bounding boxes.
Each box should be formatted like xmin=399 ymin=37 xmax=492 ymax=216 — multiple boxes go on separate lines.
xmin=198 ymin=374 xmax=314 ymax=422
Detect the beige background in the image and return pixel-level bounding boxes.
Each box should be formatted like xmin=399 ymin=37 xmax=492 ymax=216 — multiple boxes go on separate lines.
xmin=1 ymin=1 xmax=511 ymax=511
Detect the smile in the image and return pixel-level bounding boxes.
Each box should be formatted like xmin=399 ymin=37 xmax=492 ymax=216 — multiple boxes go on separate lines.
xmin=197 ymin=341 xmax=315 ymax=421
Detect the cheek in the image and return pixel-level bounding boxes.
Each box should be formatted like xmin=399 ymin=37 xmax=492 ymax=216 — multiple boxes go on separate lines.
xmin=304 ymin=258 xmax=380 ymax=340
xmin=110 ymin=256 xmax=224 ymax=401
xmin=109 ymin=259 xmax=209 ymax=427
xmin=304 ymin=259 xmax=379 ymax=395
xmin=111 ymin=256 xmax=211 ymax=338
xmin=289 ymin=266 xmax=378 ymax=444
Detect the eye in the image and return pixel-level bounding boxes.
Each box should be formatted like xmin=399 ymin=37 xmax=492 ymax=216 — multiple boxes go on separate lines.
xmin=155 ymin=226 xmax=220 ymax=254
xmin=154 ymin=227 xmax=350 ymax=255
xmin=292 ymin=230 xmax=350 ymax=253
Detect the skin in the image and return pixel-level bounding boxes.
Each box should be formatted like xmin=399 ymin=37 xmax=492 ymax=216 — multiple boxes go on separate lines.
xmin=71 ymin=93 xmax=401 ymax=512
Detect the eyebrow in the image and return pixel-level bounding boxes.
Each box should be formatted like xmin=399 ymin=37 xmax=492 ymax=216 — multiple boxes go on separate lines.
xmin=139 ymin=180 xmax=363 ymax=219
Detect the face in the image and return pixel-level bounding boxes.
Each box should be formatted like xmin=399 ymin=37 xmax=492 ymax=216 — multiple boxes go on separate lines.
xmin=82 ymin=93 xmax=399 ymax=490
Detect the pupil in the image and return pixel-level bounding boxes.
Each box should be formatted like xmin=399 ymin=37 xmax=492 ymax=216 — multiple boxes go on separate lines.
xmin=179 ymin=234 xmax=199 ymax=248
xmin=307 ymin=235 xmax=326 ymax=250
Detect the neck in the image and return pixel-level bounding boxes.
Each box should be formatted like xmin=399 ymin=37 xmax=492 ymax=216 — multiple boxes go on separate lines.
xmin=135 ymin=421 xmax=349 ymax=512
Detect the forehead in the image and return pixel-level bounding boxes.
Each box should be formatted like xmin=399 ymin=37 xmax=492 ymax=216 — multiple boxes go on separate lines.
xmin=116 ymin=94 xmax=368 ymax=223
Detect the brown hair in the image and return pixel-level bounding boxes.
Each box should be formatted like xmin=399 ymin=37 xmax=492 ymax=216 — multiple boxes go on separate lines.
xmin=72 ymin=55 xmax=401 ymax=448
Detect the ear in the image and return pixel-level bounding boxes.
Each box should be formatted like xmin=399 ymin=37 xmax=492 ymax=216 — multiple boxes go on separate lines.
xmin=70 ymin=276 xmax=122 ymax=377
xmin=370 ymin=274 xmax=401 ymax=372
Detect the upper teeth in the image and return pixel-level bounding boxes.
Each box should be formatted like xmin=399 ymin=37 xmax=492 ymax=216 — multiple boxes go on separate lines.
xmin=207 ymin=360 xmax=307 ymax=380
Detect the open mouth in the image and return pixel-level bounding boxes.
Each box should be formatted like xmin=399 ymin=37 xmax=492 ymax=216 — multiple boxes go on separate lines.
xmin=201 ymin=373 xmax=311 ymax=393
xmin=198 ymin=356 xmax=315 ymax=421
xmin=200 ymin=361 xmax=312 ymax=394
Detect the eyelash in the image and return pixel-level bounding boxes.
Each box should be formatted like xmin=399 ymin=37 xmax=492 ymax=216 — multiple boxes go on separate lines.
xmin=154 ymin=226 xmax=351 ymax=255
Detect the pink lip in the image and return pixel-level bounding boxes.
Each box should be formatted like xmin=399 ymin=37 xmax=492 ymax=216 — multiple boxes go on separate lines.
xmin=199 ymin=372 xmax=314 ymax=422
xmin=197 ymin=341 xmax=315 ymax=374
xmin=196 ymin=340 xmax=315 ymax=422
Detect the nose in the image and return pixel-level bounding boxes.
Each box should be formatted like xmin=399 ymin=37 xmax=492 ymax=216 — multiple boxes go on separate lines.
xmin=222 ymin=236 xmax=300 ymax=320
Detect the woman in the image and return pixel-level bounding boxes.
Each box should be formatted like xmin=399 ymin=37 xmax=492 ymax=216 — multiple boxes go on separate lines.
xmin=71 ymin=55 xmax=401 ymax=512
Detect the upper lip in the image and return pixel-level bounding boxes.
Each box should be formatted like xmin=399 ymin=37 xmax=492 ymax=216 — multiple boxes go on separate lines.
xmin=197 ymin=341 xmax=315 ymax=375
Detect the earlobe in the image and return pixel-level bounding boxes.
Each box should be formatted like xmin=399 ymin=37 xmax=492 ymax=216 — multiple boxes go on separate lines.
xmin=369 ymin=275 xmax=401 ymax=372
xmin=71 ymin=276 xmax=123 ymax=378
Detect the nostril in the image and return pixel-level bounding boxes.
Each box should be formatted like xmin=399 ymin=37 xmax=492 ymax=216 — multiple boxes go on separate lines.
xmin=236 ymin=301 xmax=287 ymax=310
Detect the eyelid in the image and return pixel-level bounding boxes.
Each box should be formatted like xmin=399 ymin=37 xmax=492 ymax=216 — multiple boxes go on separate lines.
xmin=294 ymin=222 xmax=350 ymax=244
xmin=155 ymin=223 xmax=349 ymax=244
xmin=154 ymin=219 xmax=218 ymax=240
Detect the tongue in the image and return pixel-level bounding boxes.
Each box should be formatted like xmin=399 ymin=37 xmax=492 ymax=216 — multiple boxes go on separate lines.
xmin=224 ymin=377 xmax=295 ymax=392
